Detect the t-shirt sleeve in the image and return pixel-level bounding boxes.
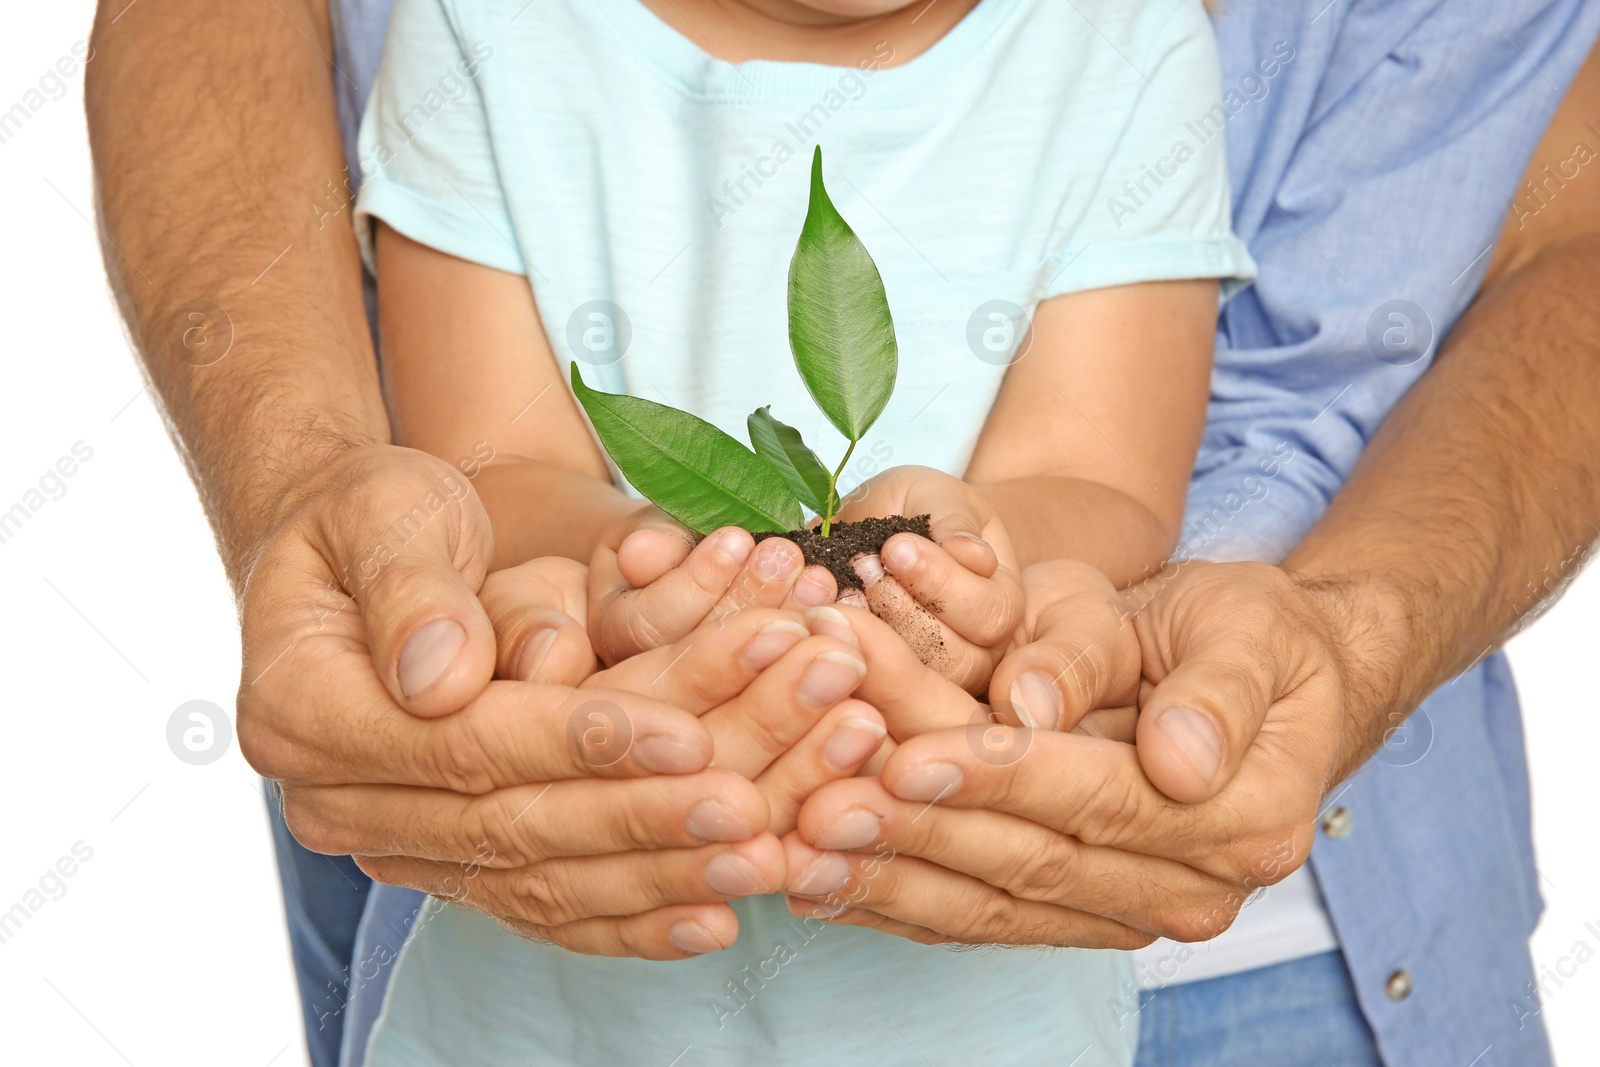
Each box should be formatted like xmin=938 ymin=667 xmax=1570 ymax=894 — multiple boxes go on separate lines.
xmin=1045 ymin=1 xmax=1256 ymax=301
xmin=353 ymin=0 xmax=524 ymax=276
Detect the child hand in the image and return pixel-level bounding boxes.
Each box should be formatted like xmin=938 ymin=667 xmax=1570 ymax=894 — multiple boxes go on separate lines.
xmin=587 ymin=504 xmax=838 ymax=666
xmin=829 ymin=465 xmax=1024 ymax=694
xmin=987 ymin=559 xmax=1140 ymax=742
xmin=582 ymin=599 xmax=888 ymax=836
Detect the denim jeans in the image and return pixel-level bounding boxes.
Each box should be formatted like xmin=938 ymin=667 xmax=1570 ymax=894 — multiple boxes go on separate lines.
xmin=1134 ymin=951 xmax=1384 ymax=1067
xmin=266 ymin=784 xmax=375 ymax=1067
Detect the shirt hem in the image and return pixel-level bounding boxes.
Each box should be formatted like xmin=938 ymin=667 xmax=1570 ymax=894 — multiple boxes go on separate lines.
xmin=1044 ymin=235 xmax=1257 ymax=303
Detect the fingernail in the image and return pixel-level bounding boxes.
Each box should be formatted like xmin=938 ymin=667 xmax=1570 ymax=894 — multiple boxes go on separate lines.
xmin=1010 ymin=671 xmax=1061 ymax=731
xmin=929 ymin=514 xmax=983 ymax=542
xmin=706 ymin=852 xmax=768 ymax=896
xmin=892 ymin=761 xmax=963 ymax=802
xmin=668 ymin=920 xmax=726 ymax=955
xmin=804 ymin=605 xmax=857 ymax=646
xmin=1156 ymin=706 xmax=1223 ymax=784
xmin=813 ymin=807 xmax=880 ymax=850
xmin=799 ymin=650 xmax=866 ymax=708
xmin=852 ymin=553 xmax=885 ymax=586
xmin=822 ymin=717 xmax=886 ymax=770
xmin=399 ymin=619 xmax=467 ymax=697
xmin=710 ymin=527 xmax=754 ymax=566
xmin=753 ymin=536 xmax=800 ymax=581
xmin=634 ymin=732 xmax=705 ymax=774
xmin=516 ymin=628 xmax=558 ymax=682
xmin=789 ymin=852 xmax=851 ymax=895
xmin=793 ymin=567 xmax=834 ymax=609
xmin=880 ymin=537 xmax=917 ymax=574
xmin=687 ymin=799 xmax=755 ymax=842
xmin=740 ymin=618 xmax=809 ymax=672
xmin=838 ymin=589 xmax=870 ymax=610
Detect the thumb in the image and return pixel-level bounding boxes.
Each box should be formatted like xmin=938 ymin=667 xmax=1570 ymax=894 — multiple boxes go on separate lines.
xmin=1135 ymin=627 xmax=1274 ymax=804
xmin=318 ymin=451 xmax=497 ymax=718
xmin=614 ymin=510 xmax=695 ymax=588
xmin=989 ymin=560 xmax=1140 ymax=731
xmin=479 ymin=556 xmax=597 ymax=686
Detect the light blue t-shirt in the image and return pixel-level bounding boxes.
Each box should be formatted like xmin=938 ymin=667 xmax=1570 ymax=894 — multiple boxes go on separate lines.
xmin=353 ymin=0 xmax=1251 ymax=1063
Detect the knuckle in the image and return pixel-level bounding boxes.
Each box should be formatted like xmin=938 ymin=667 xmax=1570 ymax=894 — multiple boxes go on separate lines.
xmin=945 ymin=648 xmax=993 ymax=696
xmin=611 ymin=919 xmax=652 ymax=959
xmin=509 ymin=865 xmax=579 ymax=927
xmin=612 ymin=789 xmax=661 ymax=850
xmin=1045 ymin=642 xmax=1111 ymax=717
xmin=618 ymin=599 xmax=672 ymax=657
xmin=967 ymin=889 xmax=1023 ymax=943
xmin=1073 ymin=773 xmax=1145 ymax=846
xmin=503 ymin=916 xmax=559 ymax=947
xmin=967 ymin=586 xmax=1021 ymax=645
xmin=733 ymin=701 xmax=806 ymax=763
xmin=235 ymin=708 xmax=299 ymax=780
xmin=894 ymin=545 xmax=942 ymax=589
xmin=283 ymin=804 xmax=345 ymax=856
xmin=1154 ymin=893 xmax=1242 ymax=943
xmin=471 ymin=792 xmax=541 ymax=867
xmin=1007 ymin=839 xmax=1080 ymax=902
xmin=689 ymin=550 xmax=739 ymax=598
xmin=350 ymin=854 xmax=387 ymax=882
xmin=426 ymin=719 xmax=503 ymax=794
xmin=1107 ymin=926 xmax=1159 ymax=951
xmin=367 ymin=559 xmax=437 ymax=609
xmin=1258 ymin=825 xmax=1314 ymax=885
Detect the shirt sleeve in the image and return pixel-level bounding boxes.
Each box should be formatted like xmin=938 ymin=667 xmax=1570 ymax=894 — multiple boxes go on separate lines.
xmin=1045 ymin=0 xmax=1257 ymax=301
xmin=353 ymin=0 xmax=524 ymax=276
xmin=1179 ymin=0 xmax=1600 ymax=565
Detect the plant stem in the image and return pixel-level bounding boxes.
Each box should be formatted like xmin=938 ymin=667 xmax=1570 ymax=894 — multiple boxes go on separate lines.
xmin=820 ymin=439 xmax=858 ymax=537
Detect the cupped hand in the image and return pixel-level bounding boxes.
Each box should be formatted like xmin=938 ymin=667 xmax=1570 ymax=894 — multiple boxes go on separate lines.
xmin=322 ymin=552 xmax=899 ymax=958
xmin=829 ymin=464 xmax=1024 ymax=693
xmin=779 ymin=559 xmax=1352 ymax=951
xmin=238 ymin=446 xmax=782 ymax=960
xmin=388 ymin=570 xmax=993 ymax=955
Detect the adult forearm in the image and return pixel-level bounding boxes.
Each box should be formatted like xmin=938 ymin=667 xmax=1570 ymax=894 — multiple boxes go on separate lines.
xmin=87 ymin=0 xmax=387 ymax=589
xmin=1286 ymin=236 xmax=1600 ymax=779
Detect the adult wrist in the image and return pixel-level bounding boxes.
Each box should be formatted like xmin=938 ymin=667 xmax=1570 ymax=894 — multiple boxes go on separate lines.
xmin=232 ymin=439 xmax=408 ymax=594
xmin=224 ymin=435 xmax=385 ymax=591
xmin=1282 ymin=565 xmax=1429 ymax=784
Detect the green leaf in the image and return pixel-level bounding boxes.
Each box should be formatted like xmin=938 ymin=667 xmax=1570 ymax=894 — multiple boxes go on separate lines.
xmin=747 ymin=406 xmax=831 ymax=515
xmin=788 ymin=145 xmax=898 ymax=442
xmin=570 ymin=364 xmax=802 ymax=534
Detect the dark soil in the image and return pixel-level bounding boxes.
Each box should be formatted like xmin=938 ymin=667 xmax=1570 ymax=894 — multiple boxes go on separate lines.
xmin=754 ymin=513 xmax=931 ymax=591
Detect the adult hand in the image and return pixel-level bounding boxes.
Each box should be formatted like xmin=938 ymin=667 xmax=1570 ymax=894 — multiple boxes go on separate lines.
xmin=779 ymin=559 xmax=1353 ymax=950
xmin=238 ymin=446 xmax=780 ymax=960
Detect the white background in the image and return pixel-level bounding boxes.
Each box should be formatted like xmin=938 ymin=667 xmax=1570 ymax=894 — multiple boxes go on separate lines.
xmin=2 ymin=4 xmax=1597 ymax=1065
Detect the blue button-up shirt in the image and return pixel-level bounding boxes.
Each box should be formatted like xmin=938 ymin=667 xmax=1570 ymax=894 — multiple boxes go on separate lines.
xmin=1197 ymin=5 xmax=1597 ymax=1064
xmin=327 ymin=2 xmax=1600 ymax=1063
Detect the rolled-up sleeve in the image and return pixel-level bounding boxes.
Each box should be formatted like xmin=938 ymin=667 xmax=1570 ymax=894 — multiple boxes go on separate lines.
xmin=1184 ymin=0 xmax=1600 ymax=563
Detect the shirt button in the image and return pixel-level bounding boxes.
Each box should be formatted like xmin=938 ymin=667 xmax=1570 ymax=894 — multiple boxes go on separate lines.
xmin=1385 ymin=969 xmax=1414 ymax=1001
xmin=1321 ymin=806 xmax=1354 ymax=839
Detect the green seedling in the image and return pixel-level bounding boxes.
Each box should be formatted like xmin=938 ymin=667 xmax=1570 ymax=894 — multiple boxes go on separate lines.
xmin=572 ymin=146 xmax=898 ymax=536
